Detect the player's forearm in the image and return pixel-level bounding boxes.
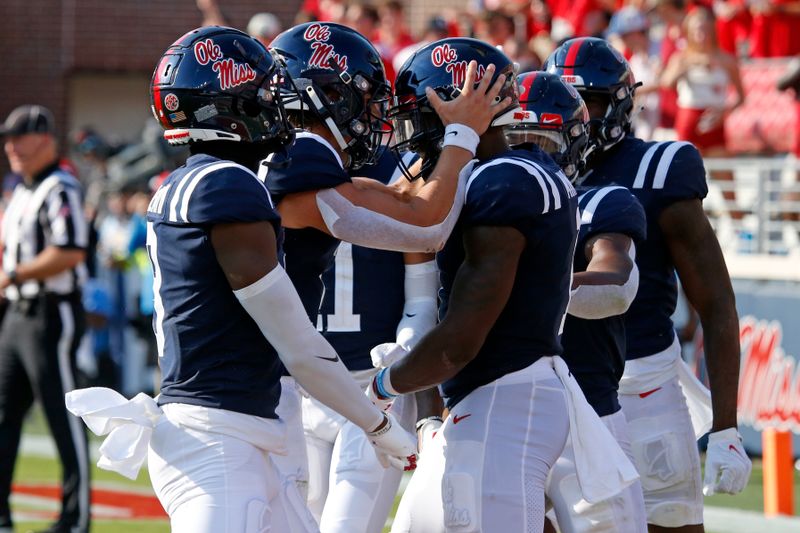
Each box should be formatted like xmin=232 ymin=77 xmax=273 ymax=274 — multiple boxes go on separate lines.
xmin=233 ymin=265 xmax=384 ymax=433
xmin=388 ymin=323 xmax=478 ymax=394
xmin=15 ymin=246 xmax=85 ymax=282
xmin=700 ymin=301 xmax=741 ymax=431
xmin=415 ymin=387 xmax=445 ymax=420
xmin=396 ymin=259 xmax=439 ymax=349
xmin=409 ymin=147 xmax=474 ymax=226
xmin=572 ymin=270 xmax=629 ymax=287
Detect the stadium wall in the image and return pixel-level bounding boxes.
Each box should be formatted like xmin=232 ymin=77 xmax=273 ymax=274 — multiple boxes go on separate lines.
xmin=0 ymin=0 xmax=303 ymax=174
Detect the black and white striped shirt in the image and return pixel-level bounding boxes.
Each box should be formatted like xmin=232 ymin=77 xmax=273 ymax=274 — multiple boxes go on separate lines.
xmin=1 ymin=163 xmax=89 ymax=300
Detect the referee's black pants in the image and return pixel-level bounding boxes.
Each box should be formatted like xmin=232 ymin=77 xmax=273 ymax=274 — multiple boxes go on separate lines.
xmin=0 ymin=293 xmax=89 ymax=531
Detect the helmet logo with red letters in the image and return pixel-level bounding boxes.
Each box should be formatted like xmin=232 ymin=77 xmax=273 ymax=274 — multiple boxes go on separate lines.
xmin=303 ymin=23 xmax=348 ymax=72
xmin=193 ymin=38 xmax=257 ymax=91
xmin=560 ymin=75 xmax=585 ymax=86
xmin=430 ymin=43 xmax=485 ymax=88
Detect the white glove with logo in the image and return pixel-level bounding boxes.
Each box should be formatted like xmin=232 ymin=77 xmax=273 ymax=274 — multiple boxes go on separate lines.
xmin=703 ymin=427 xmax=752 ymax=495
xmin=367 ymin=412 xmax=418 ymax=471
xmin=370 ymin=342 xmax=409 ymax=369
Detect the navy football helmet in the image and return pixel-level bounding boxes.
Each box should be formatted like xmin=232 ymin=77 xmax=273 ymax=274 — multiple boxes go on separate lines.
xmin=150 ymin=26 xmax=293 ymax=151
xmin=389 ymin=37 xmax=521 ymax=179
xmin=544 ymin=38 xmax=639 ymax=150
xmin=270 ymin=22 xmax=391 ymax=170
xmin=505 ymin=71 xmax=590 ymax=180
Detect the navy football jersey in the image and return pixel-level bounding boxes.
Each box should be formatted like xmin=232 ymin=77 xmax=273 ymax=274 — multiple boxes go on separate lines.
xmin=438 ymin=147 xmax=579 ymax=409
xmin=146 ymin=154 xmax=284 ymax=418
xmin=318 ymin=149 xmax=418 ymax=370
xmin=581 ymin=138 xmax=707 ymax=359
xmin=263 ymin=132 xmax=351 ymax=321
xmin=561 ymin=186 xmax=647 ymax=417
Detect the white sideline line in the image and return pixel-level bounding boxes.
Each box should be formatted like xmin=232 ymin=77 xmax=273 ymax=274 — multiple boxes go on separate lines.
xmin=705 ymin=506 xmax=800 ymax=533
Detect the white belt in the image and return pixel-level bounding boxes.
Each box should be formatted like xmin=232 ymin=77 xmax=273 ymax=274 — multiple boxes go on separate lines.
xmin=620 ymin=336 xmax=713 ymax=439
xmin=66 ymin=387 xmax=289 ymax=480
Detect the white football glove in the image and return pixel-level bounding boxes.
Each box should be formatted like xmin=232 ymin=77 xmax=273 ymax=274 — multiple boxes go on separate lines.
xmin=370 ymin=342 xmax=408 ymax=369
xmin=703 ymin=427 xmax=752 ymax=495
xmin=367 ymin=412 xmax=418 ymax=471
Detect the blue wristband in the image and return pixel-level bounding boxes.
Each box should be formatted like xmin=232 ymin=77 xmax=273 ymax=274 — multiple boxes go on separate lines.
xmin=375 ymin=367 xmax=398 ymax=400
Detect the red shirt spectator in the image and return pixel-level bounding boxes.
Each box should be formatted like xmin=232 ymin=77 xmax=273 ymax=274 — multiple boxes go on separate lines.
xmin=654 ymin=0 xmax=688 ymax=127
xmin=714 ymin=0 xmax=751 ymax=55
xmin=750 ymin=0 xmax=800 ymax=57
xmin=377 ymin=1 xmax=415 ymax=62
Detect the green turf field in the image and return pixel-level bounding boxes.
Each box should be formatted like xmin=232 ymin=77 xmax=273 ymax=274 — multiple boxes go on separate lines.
xmin=10 ymin=408 xmax=800 ymax=532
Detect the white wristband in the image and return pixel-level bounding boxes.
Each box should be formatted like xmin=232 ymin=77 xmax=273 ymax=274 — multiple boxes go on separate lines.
xmin=442 ymin=124 xmax=480 ymax=156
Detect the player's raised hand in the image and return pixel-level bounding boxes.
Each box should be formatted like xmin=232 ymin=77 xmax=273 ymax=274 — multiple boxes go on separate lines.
xmin=426 ymin=61 xmax=511 ymax=136
xmin=367 ymin=412 xmax=418 ymax=471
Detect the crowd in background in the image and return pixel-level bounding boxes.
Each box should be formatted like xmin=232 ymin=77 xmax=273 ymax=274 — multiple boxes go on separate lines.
xmin=3 ymin=0 xmax=799 ymax=396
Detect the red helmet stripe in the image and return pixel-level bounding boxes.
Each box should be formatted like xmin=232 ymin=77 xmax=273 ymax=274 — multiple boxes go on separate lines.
xmin=522 ymin=71 xmax=537 ymax=97
xmin=519 ymin=72 xmax=538 ymax=109
xmin=562 ymin=38 xmax=587 ymax=76
xmin=151 ymin=56 xmax=171 ymax=128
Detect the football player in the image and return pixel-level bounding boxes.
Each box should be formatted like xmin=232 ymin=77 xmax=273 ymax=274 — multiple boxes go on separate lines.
xmin=303 ymin=147 xmax=439 ymax=532
xmin=69 ymin=27 xmax=417 ymax=533
xmin=546 ymin=38 xmax=752 ymax=532
xmin=506 ymin=71 xmax=649 ymax=533
xmin=373 ymin=38 xmax=638 ymax=532
xmin=264 ymin=22 xmax=508 ymax=505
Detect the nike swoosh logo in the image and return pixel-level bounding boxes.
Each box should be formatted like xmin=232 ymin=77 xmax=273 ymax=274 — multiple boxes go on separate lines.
xmin=446 ymin=131 xmax=458 ymax=137
xmin=316 ymin=354 xmax=339 ymax=362
xmin=728 ymin=444 xmax=743 ymax=457
xmin=638 ymin=387 xmax=662 ymax=399
xmin=452 ymin=414 xmax=471 ymax=424
xmin=405 ymin=313 xmax=417 ymax=318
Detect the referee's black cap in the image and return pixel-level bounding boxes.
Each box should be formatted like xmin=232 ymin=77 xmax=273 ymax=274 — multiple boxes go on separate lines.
xmin=0 ymin=105 xmax=56 ymax=137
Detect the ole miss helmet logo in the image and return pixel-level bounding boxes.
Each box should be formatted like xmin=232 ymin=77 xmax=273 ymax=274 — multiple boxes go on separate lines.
xmin=303 ymin=23 xmax=348 ymax=72
xmin=193 ymin=38 xmax=257 ymax=91
xmin=431 ymin=43 xmax=486 ymax=88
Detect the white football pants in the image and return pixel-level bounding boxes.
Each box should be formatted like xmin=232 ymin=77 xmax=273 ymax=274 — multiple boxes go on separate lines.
xmin=304 ymin=379 xmax=417 ymax=533
xmin=619 ymin=375 xmax=703 ymax=527
xmin=392 ymin=359 xmax=570 ymax=532
xmin=148 ymin=402 xmax=319 ymax=533
xmin=546 ymin=409 xmax=648 ymax=533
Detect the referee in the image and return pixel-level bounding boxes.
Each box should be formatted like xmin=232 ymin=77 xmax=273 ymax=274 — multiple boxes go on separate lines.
xmin=0 ymin=105 xmax=90 ymax=533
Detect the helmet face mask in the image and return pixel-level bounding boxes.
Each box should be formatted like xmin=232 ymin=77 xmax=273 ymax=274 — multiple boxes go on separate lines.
xmin=271 ymin=22 xmax=391 ymax=169
xmin=389 ymin=38 xmax=521 ymax=180
xmin=505 ymin=71 xmax=591 ymax=181
xmin=544 ymin=37 xmax=639 ymax=151
xmin=150 ymin=26 xmax=294 ymax=151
